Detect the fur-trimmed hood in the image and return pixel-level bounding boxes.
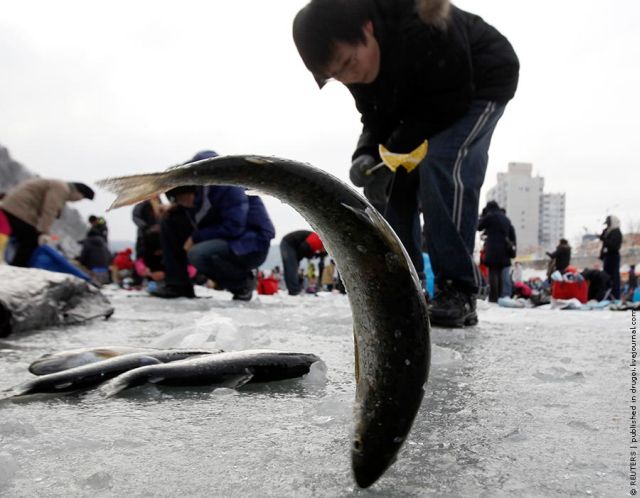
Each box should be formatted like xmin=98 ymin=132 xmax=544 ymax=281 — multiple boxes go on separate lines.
xmin=604 ymin=214 xmax=621 ymax=236
xmin=416 ymin=0 xmax=451 ymax=29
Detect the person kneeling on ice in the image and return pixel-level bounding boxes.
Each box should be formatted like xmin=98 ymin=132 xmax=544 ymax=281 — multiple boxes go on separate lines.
xmin=0 ymin=178 xmax=95 ymax=267
xmin=151 ymin=150 xmax=275 ymax=301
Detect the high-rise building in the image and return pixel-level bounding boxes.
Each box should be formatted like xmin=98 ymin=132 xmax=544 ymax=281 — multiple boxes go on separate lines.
xmin=539 ymin=193 xmax=566 ymax=251
xmin=485 ymin=162 xmax=565 ymax=255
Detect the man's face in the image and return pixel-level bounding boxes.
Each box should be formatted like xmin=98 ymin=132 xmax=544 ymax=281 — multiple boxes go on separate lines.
xmin=324 ymin=21 xmax=380 ymax=85
xmin=175 ymin=192 xmax=196 ymax=208
xmin=69 ymin=191 xmax=85 ymax=202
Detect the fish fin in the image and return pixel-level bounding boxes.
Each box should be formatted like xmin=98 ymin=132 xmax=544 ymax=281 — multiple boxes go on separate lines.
xmin=99 ymin=377 xmax=130 ymax=398
xmin=340 ymin=203 xmax=396 ymax=243
xmin=218 ymin=372 xmax=253 ymax=390
xmin=96 ymin=172 xmax=179 ymax=210
xmin=53 ymin=381 xmax=73 ymax=390
xmin=340 ymin=202 xmax=374 ymax=226
xmin=353 ymin=329 xmax=360 ymax=385
xmin=139 ymin=356 xmax=164 ymax=367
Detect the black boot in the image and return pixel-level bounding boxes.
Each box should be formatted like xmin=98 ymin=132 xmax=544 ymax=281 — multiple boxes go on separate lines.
xmin=428 ymin=283 xmax=477 ymax=328
xmin=149 ymin=283 xmax=195 ymax=299
xmin=231 ymin=272 xmax=256 ymax=302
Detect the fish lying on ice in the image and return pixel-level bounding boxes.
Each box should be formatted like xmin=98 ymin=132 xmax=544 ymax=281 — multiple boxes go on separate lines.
xmin=97 ymin=154 xmax=431 ymax=488
xmin=3 ymin=349 xmax=218 ymax=398
xmin=28 ymin=346 xmax=167 ymax=375
xmin=100 ymin=349 xmax=321 ymax=396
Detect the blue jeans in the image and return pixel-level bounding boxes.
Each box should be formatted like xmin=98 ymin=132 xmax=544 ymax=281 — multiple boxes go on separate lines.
xmin=385 ymin=100 xmax=505 ymax=293
xmin=188 ymin=239 xmax=264 ymax=293
xmin=501 ymin=266 xmax=513 ymax=298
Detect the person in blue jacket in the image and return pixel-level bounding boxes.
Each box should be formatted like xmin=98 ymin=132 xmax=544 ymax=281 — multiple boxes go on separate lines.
xmin=151 ymin=151 xmax=276 ymax=301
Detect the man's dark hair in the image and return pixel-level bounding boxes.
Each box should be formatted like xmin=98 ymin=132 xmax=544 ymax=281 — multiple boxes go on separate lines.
xmin=71 ymin=182 xmax=95 ymax=200
xmin=560 ymin=238 xmax=568 ymax=245
xmin=293 ymin=0 xmax=372 ymax=87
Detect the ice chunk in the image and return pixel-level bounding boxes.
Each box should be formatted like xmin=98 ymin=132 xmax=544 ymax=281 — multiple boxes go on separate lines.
xmin=431 ymin=345 xmax=463 ymax=367
xmin=81 ymin=471 xmax=113 ymax=490
xmin=301 ymin=360 xmax=328 ymax=386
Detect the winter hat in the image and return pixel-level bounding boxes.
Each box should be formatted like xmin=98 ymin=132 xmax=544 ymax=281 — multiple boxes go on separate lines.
xmin=71 ymin=182 xmax=95 ymax=200
xmin=165 ymin=185 xmax=199 ymax=201
xmin=188 ymin=150 xmax=219 ymax=163
xmin=485 ymin=200 xmax=500 ymax=211
xmin=305 ymin=232 xmax=325 ymax=254
xmin=605 ymin=215 xmax=620 ymax=229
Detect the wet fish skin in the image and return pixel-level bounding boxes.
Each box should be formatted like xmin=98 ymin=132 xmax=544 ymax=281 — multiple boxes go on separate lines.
xmin=100 ymin=349 xmax=321 ymax=396
xmin=97 ymin=154 xmax=431 ymax=488
xmin=28 ymin=346 xmax=163 ymax=375
xmin=7 ymin=350 xmax=219 ymax=396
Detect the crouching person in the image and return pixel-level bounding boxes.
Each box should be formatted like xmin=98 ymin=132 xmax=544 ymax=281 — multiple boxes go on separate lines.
xmin=0 ymin=178 xmax=94 ymax=266
xmin=151 ymin=151 xmax=275 ymax=301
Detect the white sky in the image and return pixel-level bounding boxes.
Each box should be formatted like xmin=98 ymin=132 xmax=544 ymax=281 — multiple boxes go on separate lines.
xmin=1 ymin=0 xmax=639 ymax=243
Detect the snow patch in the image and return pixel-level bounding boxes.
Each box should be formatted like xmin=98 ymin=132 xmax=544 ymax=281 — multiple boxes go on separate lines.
xmin=0 ymin=453 xmax=18 ymax=489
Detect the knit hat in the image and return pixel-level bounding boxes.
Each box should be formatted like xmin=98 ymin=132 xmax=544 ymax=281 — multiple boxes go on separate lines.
xmin=188 ymin=150 xmax=219 ymax=163
xmin=71 ymin=182 xmax=95 ymax=200
xmin=166 ymin=185 xmax=199 ymax=201
xmin=305 ymin=232 xmax=325 ymax=254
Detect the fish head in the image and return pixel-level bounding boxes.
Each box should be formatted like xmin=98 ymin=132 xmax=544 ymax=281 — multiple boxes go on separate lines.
xmin=28 ymin=350 xmax=119 ymax=375
xmin=351 ymin=381 xmax=425 ymax=488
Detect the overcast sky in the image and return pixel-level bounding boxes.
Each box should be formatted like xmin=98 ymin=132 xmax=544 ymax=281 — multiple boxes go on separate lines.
xmin=1 ymin=0 xmax=639 ymax=245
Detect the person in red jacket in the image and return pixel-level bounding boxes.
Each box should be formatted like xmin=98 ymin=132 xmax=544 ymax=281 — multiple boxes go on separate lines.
xmin=110 ymin=248 xmax=134 ymax=285
xmin=280 ymin=230 xmax=326 ymax=296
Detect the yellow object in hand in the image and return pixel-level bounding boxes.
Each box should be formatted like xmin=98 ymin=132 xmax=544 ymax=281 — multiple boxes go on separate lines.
xmin=0 ymin=233 xmax=8 ymax=264
xmin=378 ymin=141 xmax=428 ymax=173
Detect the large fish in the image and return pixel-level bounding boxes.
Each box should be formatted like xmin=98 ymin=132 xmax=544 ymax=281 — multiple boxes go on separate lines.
xmin=97 ymin=154 xmax=431 ymax=488
xmin=3 ymin=349 xmax=218 ymax=398
xmin=100 ymin=349 xmax=321 ymax=396
xmin=28 ymin=346 xmax=166 ymax=375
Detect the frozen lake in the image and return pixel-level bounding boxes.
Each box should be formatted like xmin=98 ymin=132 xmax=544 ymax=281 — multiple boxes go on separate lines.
xmin=0 ymin=287 xmax=632 ymax=496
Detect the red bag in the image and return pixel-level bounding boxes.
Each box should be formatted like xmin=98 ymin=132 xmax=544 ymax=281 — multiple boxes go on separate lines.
xmin=551 ymin=280 xmax=589 ymax=303
xmin=257 ymin=276 xmax=279 ymax=295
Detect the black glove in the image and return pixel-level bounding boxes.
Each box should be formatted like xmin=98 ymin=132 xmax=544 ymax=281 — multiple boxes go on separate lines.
xmin=363 ymin=168 xmax=393 ymax=208
xmin=349 ymin=154 xmax=378 ymax=187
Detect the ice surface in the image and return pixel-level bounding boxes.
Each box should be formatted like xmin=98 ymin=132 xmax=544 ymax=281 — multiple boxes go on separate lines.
xmin=0 ymin=288 xmax=630 ymax=496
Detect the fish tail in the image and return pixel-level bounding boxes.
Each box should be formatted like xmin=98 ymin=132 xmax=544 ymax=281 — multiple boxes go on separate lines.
xmin=0 ymin=387 xmax=23 ymax=402
xmin=96 ymin=172 xmax=180 ymax=210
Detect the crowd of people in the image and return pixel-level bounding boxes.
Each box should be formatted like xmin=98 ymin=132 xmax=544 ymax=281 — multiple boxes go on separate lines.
xmin=0 ymin=170 xmax=637 ymax=313
xmin=0 ymin=151 xmax=351 ymax=303
xmin=0 ymin=0 xmax=637 ymax=321
xmin=475 ymin=202 xmax=636 ymax=307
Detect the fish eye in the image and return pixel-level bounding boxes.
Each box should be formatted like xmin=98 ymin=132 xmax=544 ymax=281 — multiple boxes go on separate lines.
xmin=353 ymin=437 xmax=362 ymax=452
